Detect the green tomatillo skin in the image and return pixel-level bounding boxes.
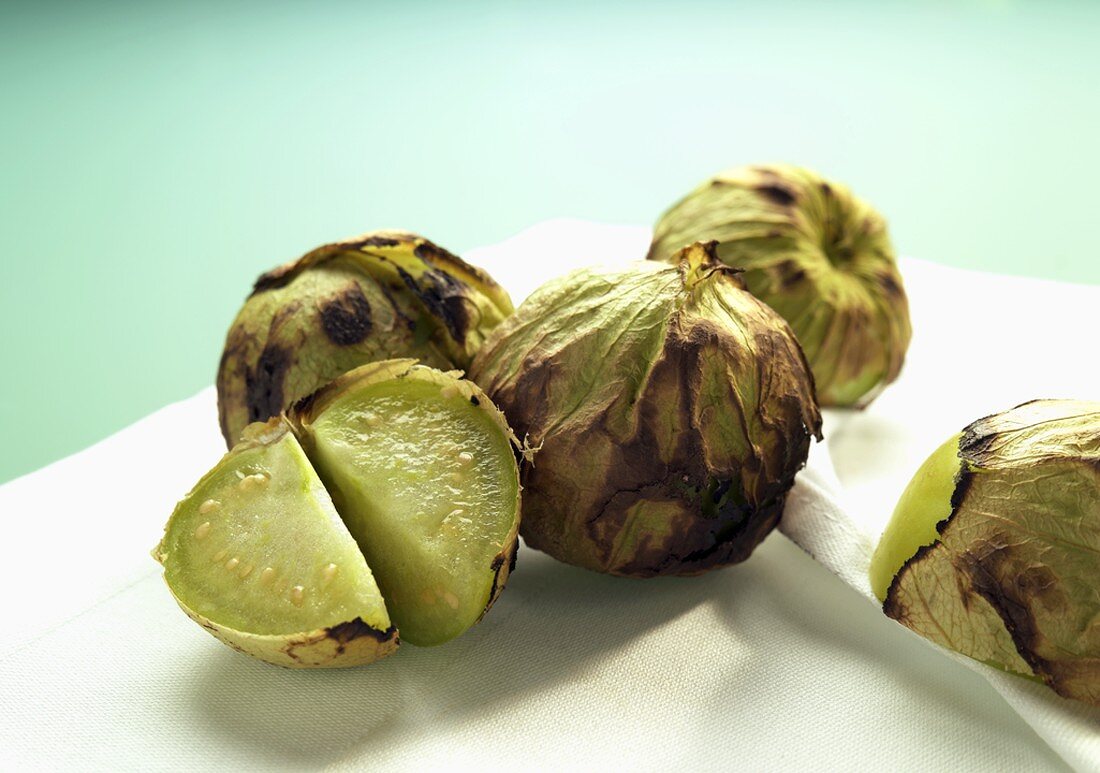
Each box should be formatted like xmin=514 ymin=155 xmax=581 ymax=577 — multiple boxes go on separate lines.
xmin=649 ymin=164 xmax=911 ymax=407
xmin=869 ymin=434 xmax=961 ymax=602
xmin=872 ymin=400 xmax=1100 ymax=706
xmin=470 ymin=242 xmax=822 ymax=578
xmin=217 ymin=231 xmax=513 ymax=446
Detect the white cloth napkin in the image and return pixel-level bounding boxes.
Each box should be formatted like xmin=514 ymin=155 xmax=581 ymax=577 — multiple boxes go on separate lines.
xmin=1 ymin=219 xmax=1097 ymax=771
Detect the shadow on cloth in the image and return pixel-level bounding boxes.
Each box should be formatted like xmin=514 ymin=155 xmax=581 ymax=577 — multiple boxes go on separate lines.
xmin=180 ymin=542 xmax=728 ymax=767
xmin=707 ymin=533 xmax=1094 ymax=762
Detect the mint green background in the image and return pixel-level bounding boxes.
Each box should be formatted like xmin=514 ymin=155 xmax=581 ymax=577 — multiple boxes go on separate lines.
xmin=2 ymin=1 xmax=1098 ymax=483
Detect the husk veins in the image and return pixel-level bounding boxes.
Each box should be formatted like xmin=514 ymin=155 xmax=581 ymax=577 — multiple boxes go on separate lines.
xmin=470 ymin=242 xmax=821 ymax=578
xmin=649 ymin=164 xmax=911 ymax=407
xmin=884 ymin=399 xmax=1100 ymax=705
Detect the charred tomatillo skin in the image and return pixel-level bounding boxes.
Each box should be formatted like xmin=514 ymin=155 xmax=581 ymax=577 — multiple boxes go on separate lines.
xmin=872 ymin=400 xmax=1100 ymax=706
xmin=470 ymin=242 xmax=821 ymax=578
xmin=649 ymin=164 xmax=911 ymax=407
xmin=217 ymin=231 xmax=513 ymax=446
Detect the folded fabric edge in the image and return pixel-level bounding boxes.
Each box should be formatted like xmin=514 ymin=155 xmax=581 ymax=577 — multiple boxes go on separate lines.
xmin=779 ymin=446 xmax=1100 ymax=772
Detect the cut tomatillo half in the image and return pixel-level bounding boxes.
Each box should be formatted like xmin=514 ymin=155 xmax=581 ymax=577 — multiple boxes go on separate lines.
xmin=153 ymin=420 xmax=396 ymax=667
xmin=155 ymin=360 xmax=522 ymax=667
xmin=870 ymin=400 xmax=1100 ymax=707
xmin=289 ymin=360 xmax=523 ymax=647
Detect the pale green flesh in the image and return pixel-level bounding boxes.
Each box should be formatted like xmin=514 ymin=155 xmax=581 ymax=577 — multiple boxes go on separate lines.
xmin=869 ymin=435 xmax=961 ymax=601
xmin=306 ymin=379 xmax=518 ymax=646
xmin=160 ymin=431 xmax=390 ymax=636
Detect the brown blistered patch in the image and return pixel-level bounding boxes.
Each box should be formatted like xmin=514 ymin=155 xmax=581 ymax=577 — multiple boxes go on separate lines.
xmin=957 ymin=536 xmax=1080 ymax=698
xmin=320 ymin=284 xmax=374 ymax=345
xmin=356 ymin=235 xmax=402 ymax=248
xmin=175 ymin=597 xmax=395 ymax=669
xmin=492 ymin=353 xmax=553 ymax=446
xmin=279 ymin=619 xmax=399 ymax=668
xmin=251 ymin=260 xmax=301 ymax=295
xmin=479 ymin=538 xmax=519 ymax=622
xmin=411 ymin=238 xmax=512 ymax=312
xmin=393 ymin=264 xmax=473 ymax=344
xmin=958 ymin=425 xmax=1003 ymax=468
xmin=618 ymin=496 xmax=787 ymax=579
xmin=566 ymin=317 xmax=810 ymax=576
xmin=217 ymin=324 xmax=250 ymax=443
xmin=882 ymin=540 xmax=938 ymax=626
xmin=877 ymin=272 xmax=903 ymax=297
xmin=413 ymin=240 xmax=459 ymax=266
xmin=755 ymin=184 xmax=797 ymax=207
xmin=217 ymin=298 xmax=305 ymax=444
xmin=778 ymin=259 xmax=807 ymax=289
xmin=244 ymin=343 xmax=293 ymax=426
xmin=325 ymin=618 xmax=399 ymax=654
xmin=943 ymin=467 xmax=974 ymax=533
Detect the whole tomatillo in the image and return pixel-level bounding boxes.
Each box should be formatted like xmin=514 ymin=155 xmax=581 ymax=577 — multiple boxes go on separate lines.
xmin=217 ymin=231 xmax=513 ymax=446
xmin=649 ymin=164 xmax=911 ymax=407
xmin=470 ymin=242 xmax=822 ymax=578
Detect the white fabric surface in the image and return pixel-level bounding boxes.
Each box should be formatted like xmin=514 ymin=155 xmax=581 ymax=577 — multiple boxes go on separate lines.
xmin=2 ymin=219 xmax=1098 ymax=771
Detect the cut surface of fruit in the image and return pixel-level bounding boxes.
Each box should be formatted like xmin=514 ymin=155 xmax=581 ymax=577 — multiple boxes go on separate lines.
xmin=155 ymin=421 xmax=394 ymax=667
xmin=295 ymin=362 xmax=521 ymax=647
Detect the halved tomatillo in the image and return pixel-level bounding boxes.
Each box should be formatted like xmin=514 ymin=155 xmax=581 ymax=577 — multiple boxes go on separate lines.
xmin=154 ymin=360 xmax=522 ymax=667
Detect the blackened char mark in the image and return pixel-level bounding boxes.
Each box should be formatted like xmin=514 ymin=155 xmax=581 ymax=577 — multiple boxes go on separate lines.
xmin=355 ymin=235 xmax=402 ymax=248
xmin=756 ymin=184 xmax=797 ymax=207
xmin=245 ymin=344 xmax=292 ymax=424
xmin=394 ymin=265 xmax=472 ymax=344
xmin=325 ymin=619 xmax=398 ymax=655
xmin=320 ymin=285 xmax=374 ymax=345
xmin=252 ymin=261 xmax=300 ymax=294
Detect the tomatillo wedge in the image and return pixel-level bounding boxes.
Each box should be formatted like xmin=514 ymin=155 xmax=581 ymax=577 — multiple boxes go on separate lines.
xmin=290 ymin=360 xmax=522 ymax=647
xmin=156 ymin=360 xmax=522 ymax=666
xmin=871 ymin=400 xmax=1100 ymax=706
xmin=217 ymin=231 xmax=513 ymax=446
xmin=153 ymin=420 xmax=396 ymax=668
